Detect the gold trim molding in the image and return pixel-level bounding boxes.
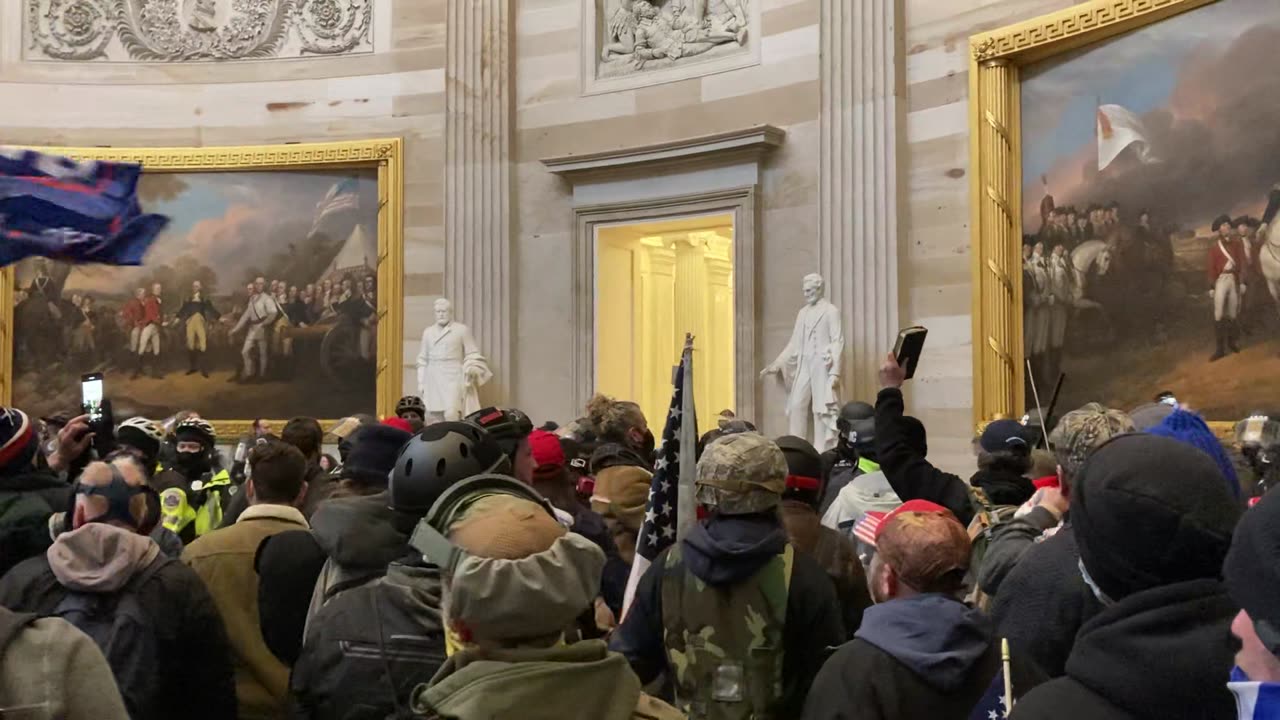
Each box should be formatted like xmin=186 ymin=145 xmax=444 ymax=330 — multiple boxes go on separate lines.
xmin=0 ymin=138 xmax=405 ymax=442
xmin=968 ymin=0 xmax=1226 ymax=433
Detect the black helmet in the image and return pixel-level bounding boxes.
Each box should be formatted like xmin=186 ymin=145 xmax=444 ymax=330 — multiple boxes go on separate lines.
xmin=837 ymin=401 xmax=876 ymax=452
xmin=463 ymin=406 xmax=533 ymax=458
xmin=396 ymin=395 xmax=427 ymax=418
xmin=389 ymin=422 xmax=512 ymax=515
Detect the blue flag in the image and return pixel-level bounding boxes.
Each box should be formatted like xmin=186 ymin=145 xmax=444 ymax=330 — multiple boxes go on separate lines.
xmin=0 ymin=147 xmax=169 ymax=268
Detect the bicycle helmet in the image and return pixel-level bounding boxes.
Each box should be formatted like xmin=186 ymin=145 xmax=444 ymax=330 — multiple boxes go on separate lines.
xmin=117 ymin=417 xmax=165 ymax=466
xmin=389 ymin=421 xmax=512 ymax=515
xmin=464 ymin=406 xmax=534 ymax=458
xmin=396 ymin=395 xmax=427 ymax=419
xmin=174 ymin=417 xmax=217 ymax=448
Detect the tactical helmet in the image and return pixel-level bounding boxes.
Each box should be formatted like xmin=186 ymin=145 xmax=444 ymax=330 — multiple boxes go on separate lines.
xmin=464 ymin=406 xmax=534 ymax=458
xmin=1236 ymin=413 xmax=1280 ymax=450
xmin=389 ymin=421 xmax=512 ymax=515
xmin=837 ymin=401 xmax=876 ymax=452
xmin=396 ymin=395 xmax=427 ymax=418
xmin=694 ymin=432 xmax=787 ymax=515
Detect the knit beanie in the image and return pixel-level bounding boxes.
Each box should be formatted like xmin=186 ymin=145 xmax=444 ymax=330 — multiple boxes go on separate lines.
xmin=1224 ymin=489 xmax=1280 ymax=655
xmin=527 ymin=429 xmax=566 ymax=484
xmin=1073 ymin=434 xmax=1240 ymax=601
xmin=775 ymin=435 xmax=822 ymax=507
xmin=341 ymin=424 xmax=412 ymax=486
xmin=0 ymin=408 xmax=37 ymax=475
xmin=1146 ymin=408 xmax=1240 ymax=497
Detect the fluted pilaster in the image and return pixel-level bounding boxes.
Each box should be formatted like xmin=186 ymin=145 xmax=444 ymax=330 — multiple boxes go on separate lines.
xmin=820 ymin=0 xmax=901 ymax=404
xmin=445 ymin=0 xmax=512 ymax=398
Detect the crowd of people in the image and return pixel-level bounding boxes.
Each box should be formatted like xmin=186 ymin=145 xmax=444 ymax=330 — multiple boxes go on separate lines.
xmin=1 ymin=348 xmax=1279 ymax=719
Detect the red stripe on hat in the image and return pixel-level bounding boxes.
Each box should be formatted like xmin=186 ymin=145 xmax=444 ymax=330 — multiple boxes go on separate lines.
xmin=785 ymin=474 xmax=820 ymax=491
xmin=0 ymin=413 xmax=33 ymax=468
xmin=479 ymin=410 xmax=503 ymax=425
xmin=854 ymin=512 xmax=886 ymax=546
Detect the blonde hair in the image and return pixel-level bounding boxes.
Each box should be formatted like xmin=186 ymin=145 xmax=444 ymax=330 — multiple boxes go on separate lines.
xmin=586 ymin=393 xmax=646 ymax=442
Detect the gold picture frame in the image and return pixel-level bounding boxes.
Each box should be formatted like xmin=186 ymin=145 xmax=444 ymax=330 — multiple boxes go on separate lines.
xmin=1 ymin=138 xmax=405 ymax=441
xmin=967 ymin=0 xmax=1236 ymax=434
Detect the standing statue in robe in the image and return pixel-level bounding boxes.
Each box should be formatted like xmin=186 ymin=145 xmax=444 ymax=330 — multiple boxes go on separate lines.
xmin=416 ymin=298 xmax=492 ymax=422
xmin=760 ymin=273 xmax=844 ymax=451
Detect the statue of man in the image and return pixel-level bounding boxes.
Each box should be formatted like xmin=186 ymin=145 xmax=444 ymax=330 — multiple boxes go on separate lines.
xmin=416 ymin=298 xmax=492 ymax=421
xmin=760 ymin=273 xmax=844 ymax=450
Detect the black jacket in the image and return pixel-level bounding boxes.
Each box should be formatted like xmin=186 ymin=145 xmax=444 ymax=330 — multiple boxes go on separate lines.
xmin=991 ymin=525 xmax=1101 ymax=678
xmin=0 ymin=469 xmax=71 ymax=578
xmin=610 ymin=512 xmax=846 ymax=717
xmin=977 ymin=506 xmax=1061 ymax=597
xmin=875 ymin=388 xmax=1034 ymax=526
xmin=1011 ymin=578 xmax=1237 ymax=720
xmin=290 ymin=561 xmax=446 ymax=720
xmin=570 ymin=504 xmax=629 ymax=617
xmin=803 ymin=594 xmax=1043 ymax=720
xmin=0 ymin=550 xmax=237 ymax=720
xmin=255 ymin=528 xmax=328 ymax=665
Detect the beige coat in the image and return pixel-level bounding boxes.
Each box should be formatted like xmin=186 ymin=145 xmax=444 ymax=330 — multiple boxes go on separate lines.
xmin=0 ymin=608 xmax=129 ymax=720
xmin=182 ymin=504 xmax=309 ymax=720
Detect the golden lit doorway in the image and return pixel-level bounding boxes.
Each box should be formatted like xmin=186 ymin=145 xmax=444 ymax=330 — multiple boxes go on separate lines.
xmin=594 ymin=213 xmax=735 ymax=434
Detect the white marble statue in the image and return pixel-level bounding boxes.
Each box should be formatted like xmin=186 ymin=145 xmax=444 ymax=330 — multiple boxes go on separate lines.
xmin=416 ymin=298 xmax=492 ymax=421
xmin=760 ymin=273 xmax=844 ymax=451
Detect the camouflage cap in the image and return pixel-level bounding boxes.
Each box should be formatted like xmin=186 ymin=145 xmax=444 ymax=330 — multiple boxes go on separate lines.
xmin=1048 ymin=403 xmax=1135 ymax=480
xmin=695 ymin=432 xmax=787 ymax=515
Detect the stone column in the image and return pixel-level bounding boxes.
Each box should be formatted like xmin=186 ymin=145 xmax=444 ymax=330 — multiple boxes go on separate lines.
xmin=445 ymin=0 xmax=512 ymax=399
xmin=819 ymin=0 xmax=901 ymax=404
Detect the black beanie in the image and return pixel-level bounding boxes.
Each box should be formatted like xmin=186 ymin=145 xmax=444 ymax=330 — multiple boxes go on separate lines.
xmin=1224 ymin=489 xmax=1280 ymax=654
xmin=776 ymin=435 xmax=822 ymax=506
xmin=341 ymin=424 xmax=412 ymax=487
xmin=1073 ymin=434 xmax=1240 ymax=601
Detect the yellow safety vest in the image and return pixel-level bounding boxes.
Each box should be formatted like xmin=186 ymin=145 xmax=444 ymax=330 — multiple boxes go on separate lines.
xmin=160 ymin=469 xmax=232 ymax=538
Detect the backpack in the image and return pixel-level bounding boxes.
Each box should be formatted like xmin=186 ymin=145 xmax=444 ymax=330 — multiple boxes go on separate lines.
xmin=0 ymin=490 xmax=55 ymax=578
xmin=964 ymin=488 xmax=1017 ymax=610
xmin=53 ymin=557 xmax=171 ymax=719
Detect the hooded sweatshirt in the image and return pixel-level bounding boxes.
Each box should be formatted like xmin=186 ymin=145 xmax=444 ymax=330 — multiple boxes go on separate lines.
xmin=612 ymin=512 xmax=846 ymax=718
xmin=0 ymin=522 xmax=237 ymax=720
xmin=0 ymin=607 xmax=130 ymax=720
xmin=1011 ymin=578 xmax=1237 ymax=720
xmin=802 ymin=594 xmax=1000 ymax=720
xmin=304 ymin=490 xmax=412 ymax=633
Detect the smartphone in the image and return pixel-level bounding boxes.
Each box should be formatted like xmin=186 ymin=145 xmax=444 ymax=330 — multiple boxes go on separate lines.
xmin=893 ymin=326 xmax=929 ymax=380
xmin=81 ymin=373 xmax=104 ymax=423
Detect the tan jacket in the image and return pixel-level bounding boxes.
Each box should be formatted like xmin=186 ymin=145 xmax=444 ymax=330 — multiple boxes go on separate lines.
xmin=0 ymin=609 xmax=129 ymax=720
xmin=182 ymin=504 xmax=309 ymax=720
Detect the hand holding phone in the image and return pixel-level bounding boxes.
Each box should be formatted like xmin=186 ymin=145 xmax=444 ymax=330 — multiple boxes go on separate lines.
xmin=81 ymin=373 xmax=104 ymax=424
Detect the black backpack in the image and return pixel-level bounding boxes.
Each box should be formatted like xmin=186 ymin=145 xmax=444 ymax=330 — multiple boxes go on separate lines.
xmin=53 ymin=556 xmax=171 ymax=719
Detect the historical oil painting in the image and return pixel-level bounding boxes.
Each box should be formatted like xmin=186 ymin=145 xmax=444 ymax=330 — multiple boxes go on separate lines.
xmin=1019 ymin=0 xmax=1280 ymax=418
xmin=11 ymin=167 xmax=381 ymax=423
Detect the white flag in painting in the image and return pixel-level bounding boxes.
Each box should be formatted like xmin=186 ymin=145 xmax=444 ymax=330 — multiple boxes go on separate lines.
xmin=1097 ymin=104 xmax=1156 ymax=171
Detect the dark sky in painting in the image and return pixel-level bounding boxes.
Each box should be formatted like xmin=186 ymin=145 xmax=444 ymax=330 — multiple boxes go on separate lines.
xmin=1021 ymin=0 xmax=1280 ymax=234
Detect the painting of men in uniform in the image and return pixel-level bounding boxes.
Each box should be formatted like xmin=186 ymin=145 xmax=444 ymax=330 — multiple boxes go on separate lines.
xmin=1019 ymin=0 xmax=1280 ymax=418
xmin=11 ymin=169 xmax=382 ymax=421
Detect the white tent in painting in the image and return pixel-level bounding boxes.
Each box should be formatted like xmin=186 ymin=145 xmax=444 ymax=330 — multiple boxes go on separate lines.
xmin=323 ymin=224 xmax=376 ymax=282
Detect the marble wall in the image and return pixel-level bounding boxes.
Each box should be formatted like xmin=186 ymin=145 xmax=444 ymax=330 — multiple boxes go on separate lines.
xmin=513 ymin=0 xmax=823 ymax=433
xmin=902 ymin=0 xmax=1082 ymax=471
xmin=0 ymin=0 xmax=446 ymax=401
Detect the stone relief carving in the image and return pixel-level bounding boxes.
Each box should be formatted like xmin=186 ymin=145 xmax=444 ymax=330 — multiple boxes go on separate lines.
xmin=596 ymin=0 xmax=750 ymax=79
xmin=26 ymin=0 xmax=373 ymax=62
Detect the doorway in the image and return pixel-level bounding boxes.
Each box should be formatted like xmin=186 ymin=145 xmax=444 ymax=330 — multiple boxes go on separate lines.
xmin=594 ymin=213 xmax=736 ymax=432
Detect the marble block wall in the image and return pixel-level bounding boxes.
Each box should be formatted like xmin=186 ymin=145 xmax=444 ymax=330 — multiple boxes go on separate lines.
xmin=902 ymin=0 xmax=1082 ymax=472
xmin=514 ymin=0 xmax=824 ymax=434
xmin=0 ymin=0 xmax=446 ymax=401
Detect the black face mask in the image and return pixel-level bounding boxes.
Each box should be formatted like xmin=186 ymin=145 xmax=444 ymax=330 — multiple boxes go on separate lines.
xmin=175 ymin=450 xmax=211 ymax=478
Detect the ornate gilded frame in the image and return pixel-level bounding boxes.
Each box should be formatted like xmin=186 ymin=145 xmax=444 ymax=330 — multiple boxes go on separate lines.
xmin=1 ymin=138 xmax=405 ymax=441
xmin=969 ymin=0 xmax=1223 ymax=429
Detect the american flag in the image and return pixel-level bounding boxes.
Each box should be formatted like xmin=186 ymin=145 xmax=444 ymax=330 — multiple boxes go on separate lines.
xmin=621 ymin=339 xmax=697 ymax=617
xmin=310 ymin=178 xmax=360 ymax=234
xmin=0 ymin=147 xmax=168 ymax=268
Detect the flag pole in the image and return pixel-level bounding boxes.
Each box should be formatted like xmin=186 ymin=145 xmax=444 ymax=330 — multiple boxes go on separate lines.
xmin=676 ymin=333 xmax=698 ymax=542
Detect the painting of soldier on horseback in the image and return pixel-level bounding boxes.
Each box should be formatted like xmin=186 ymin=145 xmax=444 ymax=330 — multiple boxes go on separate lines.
xmin=1019 ymin=0 xmax=1280 ymax=418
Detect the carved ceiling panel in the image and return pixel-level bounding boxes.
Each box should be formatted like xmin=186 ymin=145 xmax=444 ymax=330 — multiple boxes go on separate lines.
xmin=25 ymin=0 xmax=374 ymax=62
